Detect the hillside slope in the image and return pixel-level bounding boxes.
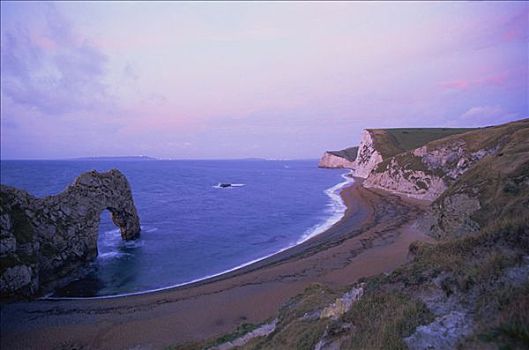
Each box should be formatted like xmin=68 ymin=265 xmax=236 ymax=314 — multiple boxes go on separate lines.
xmin=425 ymin=122 xmax=529 ymax=238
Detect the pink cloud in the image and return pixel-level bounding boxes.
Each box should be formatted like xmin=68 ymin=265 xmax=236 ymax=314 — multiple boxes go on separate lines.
xmin=440 ymin=72 xmax=508 ymax=91
xmin=501 ymin=8 xmax=529 ymax=42
xmin=440 ymin=80 xmax=471 ymax=90
xmin=30 ymin=33 xmax=58 ymax=51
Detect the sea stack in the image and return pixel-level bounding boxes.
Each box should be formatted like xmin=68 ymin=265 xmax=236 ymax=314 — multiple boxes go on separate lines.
xmin=0 ymin=169 xmax=141 ymax=298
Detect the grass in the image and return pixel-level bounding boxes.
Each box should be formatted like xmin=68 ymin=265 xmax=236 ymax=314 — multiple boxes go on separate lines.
xmin=249 ymin=317 xmax=329 ymax=350
xmin=342 ymin=292 xmax=433 ymax=349
xmin=252 ymin=216 xmax=527 ymax=349
xmin=384 ymin=128 xmax=476 ymax=153
xmin=185 ymin=211 xmax=528 ymax=350
xmin=434 ymin=125 xmax=529 ymax=229
xmin=328 ymin=146 xmax=359 ymax=162
xmin=425 ymin=118 xmax=528 ymax=153
xmin=250 ymin=284 xmax=341 ymax=350
xmin=212 ymin=322 xmax=259 ymax=345
xmin=375 ymin=152 xmax=428 ymax=175
xmin=373 ymin=151 xmax=447 ymax=181
xmin=277 ymin=283 xmax=341 ymax=325
xmin=367 ymin=128 xmax=475 ymax=159
xmin=370 ymin=127 xmax=477 ymax=176
xmin=469 ymin=283 xmax=529 ymax=349
xmin=391 ymin=217 xmax=528 ymax=288
xmin=170 ymin=222 xmax=528 ymax=349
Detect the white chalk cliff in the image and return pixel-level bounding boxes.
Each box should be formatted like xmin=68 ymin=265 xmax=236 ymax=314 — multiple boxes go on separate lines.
xmin=318 ymin=147 xmax=358 ymax=169
xmin=363 ymin=137 xmax=500 ymax=201
xmin=319 ymin=153 xmax=355 ymax=168
xmin=324 ymin=122 xmax=524 ymax=202
xmin=350 ymin=130 xmax=384 ymax=178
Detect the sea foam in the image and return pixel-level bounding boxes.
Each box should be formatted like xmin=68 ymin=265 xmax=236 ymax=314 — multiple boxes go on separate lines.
xmin=296 ymin=173 xmax=353 ymax=244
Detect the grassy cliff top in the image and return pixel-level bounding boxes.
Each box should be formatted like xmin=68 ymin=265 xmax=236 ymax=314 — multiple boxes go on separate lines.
xmin=367 ymin=127 xmax=476 ymax=158
xmin=373 ymin=118 xmax=529 ymax=177
xmin=425 ymin=118 xmax=529 ymax=152
xmin=328 ymin=146 xmax=359 ymax=162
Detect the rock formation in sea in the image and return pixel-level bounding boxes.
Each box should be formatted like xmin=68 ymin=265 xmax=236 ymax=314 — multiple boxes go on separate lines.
xmin=318 ymin=146 xmax=358 ymax=169
xmin=0 ymin=169 xmax=141 ymax=298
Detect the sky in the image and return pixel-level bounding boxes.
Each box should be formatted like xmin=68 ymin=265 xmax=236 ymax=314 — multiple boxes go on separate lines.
xmin=1 ymin=1 xmax=528 ymax=160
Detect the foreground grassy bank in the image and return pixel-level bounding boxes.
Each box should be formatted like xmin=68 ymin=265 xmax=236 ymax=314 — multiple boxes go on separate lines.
xmin=177 ymin=217 xmax=528 ymax=350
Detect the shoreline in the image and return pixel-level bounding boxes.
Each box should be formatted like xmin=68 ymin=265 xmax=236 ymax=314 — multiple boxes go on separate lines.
xmin=45 ymin=172 xmax=355 ymax=301
xmin=1 ymin=180 xmax=433 ymax=350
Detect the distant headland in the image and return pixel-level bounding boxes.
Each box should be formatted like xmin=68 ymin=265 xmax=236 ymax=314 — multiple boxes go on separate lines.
xmin=70 ymin=156 xmax=158 ymax=161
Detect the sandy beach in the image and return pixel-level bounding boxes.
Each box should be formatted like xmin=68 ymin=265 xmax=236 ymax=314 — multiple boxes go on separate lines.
xmin=1 ymin=180 xmax=434 ymax=350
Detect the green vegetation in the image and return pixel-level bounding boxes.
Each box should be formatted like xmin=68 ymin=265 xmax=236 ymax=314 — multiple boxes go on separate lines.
xmin=250 ymin=317 xmax=328 ymax=350
xmin=167 ymin=322 xmax=262 ymax=349
xmin=385 ymin=128 xmax=475 ymax=153
xmin=342 ymin=292 xmax=433 ymax=349
xmin=435 ymin=123 xmax=529 ymax=229
xmin=193 ymin=216 xmax=528 ymax=350
xmin=277 ymin=283 xmax=341 ymax=325
xmin=427 ymin=118 xmax=528 ymax=153
xmin=328 ymin=147 xmax=359 ymax=162
xmin=368 ymin=128 xmax=475 ymax=159
xmin=213 ymin=322 xmax=259 ymax=345
xmin=241 ymin=284 xmax=340 ymax=350
xmin=375 ymin=152 xmax=428 ymax=175
xmin=390 ymin=218 xmax=528 ymax=290
xmin=472 ymin=283 xmax=529 ymax=349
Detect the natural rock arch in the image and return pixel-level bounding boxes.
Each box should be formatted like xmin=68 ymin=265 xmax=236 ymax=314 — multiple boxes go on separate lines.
xmin=0 ymin=169 xmax=141 ymax=298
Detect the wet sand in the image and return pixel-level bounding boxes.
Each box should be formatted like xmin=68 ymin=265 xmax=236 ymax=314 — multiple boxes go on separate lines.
xmin=1 ymin=180 xmax=433 ymax=350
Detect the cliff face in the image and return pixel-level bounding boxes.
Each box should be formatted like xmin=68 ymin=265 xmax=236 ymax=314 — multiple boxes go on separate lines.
xmin=319 ymin=152 xmax=355 ymax=168
xmin=363 ymin=141 xmax=499 ymax=201
xmin=319 ymin=147 xmax=358 ymax=169
xmin=350 ymin=130 xmax=384 ymax=178
xmin=0 ymin=169 xmax=141 ymax=298
xmin=363 ymin=120 xmax=528 ymax=203
xmin=346 ymin=119 xmax=528 ymax=238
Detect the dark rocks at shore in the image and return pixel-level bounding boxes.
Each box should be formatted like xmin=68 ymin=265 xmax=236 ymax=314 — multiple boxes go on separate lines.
xmin=0 ymin=169 xmax=141 ymax=299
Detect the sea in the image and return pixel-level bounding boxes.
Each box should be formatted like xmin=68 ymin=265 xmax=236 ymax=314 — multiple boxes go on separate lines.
xmin=0 ymin=159 xmax=351 ymax=298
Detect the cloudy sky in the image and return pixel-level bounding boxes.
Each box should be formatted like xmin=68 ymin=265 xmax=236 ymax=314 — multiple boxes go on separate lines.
xmin=1 ymin=1 xmax=527 ymax=159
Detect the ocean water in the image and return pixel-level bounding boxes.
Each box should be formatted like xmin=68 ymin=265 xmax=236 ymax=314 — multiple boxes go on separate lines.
xmin=0 ymin=160 xmax=350 ymax=297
